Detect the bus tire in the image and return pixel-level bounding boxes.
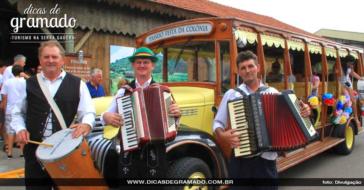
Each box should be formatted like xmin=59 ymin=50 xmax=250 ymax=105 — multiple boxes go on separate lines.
xmin=333 ymin=123 xmax=355 ymax=155
xmin=166 ymin=157 xmax=212 ymax=190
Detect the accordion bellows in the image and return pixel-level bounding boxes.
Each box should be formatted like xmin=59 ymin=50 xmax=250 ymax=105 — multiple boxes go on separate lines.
xmin=228 ymin=91 xmax=318 ymax=157
xmin=117 ymin=84 xmax=177 ymax=152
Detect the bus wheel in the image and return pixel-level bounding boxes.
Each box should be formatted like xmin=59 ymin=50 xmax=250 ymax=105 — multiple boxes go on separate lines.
xmin=333 ymin=123 xmax=355 ymax=155
xmin=166 ymin=157 xmax=212 ymax=190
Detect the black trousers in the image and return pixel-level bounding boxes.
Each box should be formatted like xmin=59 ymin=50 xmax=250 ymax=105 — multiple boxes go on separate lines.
xmin=228 ymin=156 xmax=278 ymax=190
xmin=119 ymin=141 xmax=167 ymax=190
xmin=24 ymin=144 xmax=55 ymax=190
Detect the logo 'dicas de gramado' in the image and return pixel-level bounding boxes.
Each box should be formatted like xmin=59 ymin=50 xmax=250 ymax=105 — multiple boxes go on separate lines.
xmin=10 ymin=3 xmax=76 ymax=43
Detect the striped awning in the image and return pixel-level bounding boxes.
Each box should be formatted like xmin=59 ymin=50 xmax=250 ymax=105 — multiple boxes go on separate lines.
xmin=350 ymin=51 xmax=359 ymax=59
xmin=287 ymin=40 xmax=304 ymax=51
xmin=325 ymin=47 xmax=337 ymax=58
xmin=234 ymin=30 xmax=258 ymax=44
xmin=261 ymin=34 xmax=285 ymax=48
xmin=308 ymin=44 xmax=322 ymax=54
xmin=339 ymin=49 xmax=349 ymax=58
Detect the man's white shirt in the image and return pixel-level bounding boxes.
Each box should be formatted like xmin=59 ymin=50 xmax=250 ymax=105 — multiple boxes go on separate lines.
xmin=3 ymin=66 xmax=14 ymax=83
xmin=10 ymin=71 xmax=96 ymax=137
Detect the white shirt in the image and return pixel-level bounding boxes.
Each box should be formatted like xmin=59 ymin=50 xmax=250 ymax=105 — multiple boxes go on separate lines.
xmin=1 ymin=77 xmax=26 ymax=114
xmin=341 ymin=68 xmax=353 ymax=88
xmin=213 ymin=82 xmax=279 ymax=160
xmin=104 ymin=78 xmax=152 ymax=114
xmin=3 ymin=66 xmax=14 ymax=83
xmin=11 ymin=71 xmax=96 ymax=135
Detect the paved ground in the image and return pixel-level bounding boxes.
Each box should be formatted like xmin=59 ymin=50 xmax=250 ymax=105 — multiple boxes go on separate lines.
xmin=1 ymin=133 xmax=364 ymax=190
xmin=0 ymin=141 xmax=24 ymax=173
xmin=279 ymin=132 xmax=364 ymax=190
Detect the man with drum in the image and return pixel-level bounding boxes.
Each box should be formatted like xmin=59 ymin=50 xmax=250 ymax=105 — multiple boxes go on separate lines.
xmin=13 ymin=40 xmax=96 ymax=190
xmin=213 ymin=51 xmax=311 ymax=190
xmin=102 ymin=47 xmax=181 ymax=182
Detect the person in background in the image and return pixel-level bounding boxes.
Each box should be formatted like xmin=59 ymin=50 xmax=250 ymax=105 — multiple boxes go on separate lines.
xmin=266 ymin=58 xmax=283 ymax=83
xmin=1 ymin=65 xmax=26 ymax=158
xmin=86 ymin=68 xmax=106 ymax=98
xmin=3 ymin=54 xmax=29 ymax=82
xmin=341 ymin=55 xmax=363 ymax=92
xmin=0 ymin=62 xmax=7 ymax=148
xmin=117 ymin=78 xmax=129 ymax=90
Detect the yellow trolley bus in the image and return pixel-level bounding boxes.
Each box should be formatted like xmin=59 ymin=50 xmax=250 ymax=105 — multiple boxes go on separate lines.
xmin=133 ymin=16 xmax=364 ymax=181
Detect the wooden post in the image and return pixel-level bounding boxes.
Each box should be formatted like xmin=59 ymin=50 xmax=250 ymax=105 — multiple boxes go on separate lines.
xmin=320 ymin=47 xmax=329 ymax=139
xmin=283 ymin=40 xmax=291 ymax=90
xmin=357 ymin=52 xmax=364 ymax=76
xmin=335 ymin=49 xmax=342 ymax=98
xmin=230 ymin=39 xmax=238 ymax=88
xmin=215 ymin=41 xmax=222 ymax=104
xmin=257 ymin=33 xmax=266 ymax=81
xmin=163 ymin=48 xmax=168 ymax=82
xmin=304 ymin=43 xmax=312 ymax=99
xmin=75 ymin=30 xmax=94 ymax=52
xmin=65 ymin=28 xmax=74 ymax=53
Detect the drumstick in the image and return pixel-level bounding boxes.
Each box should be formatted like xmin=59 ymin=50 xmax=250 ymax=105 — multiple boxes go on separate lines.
xmin=28 ymin=140 xmax=53 ymax=147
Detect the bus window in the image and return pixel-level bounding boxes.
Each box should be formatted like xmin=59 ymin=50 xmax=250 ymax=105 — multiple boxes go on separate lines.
xmin=220 ymin=41 xmax=231 ymax=94
xmin=327 ymin=57 xmax=337 ymax=95
xmin=166 ymin=41 xmax=216 ymax=82
xmin=290 ymin=50 xmax=305 ymax=98
xmin=310 ymin=53 xmax=323 ymax=97
xmin=151 ymin=48 xmax=164 ymax=82
xmin=264 ymin=45 xmax=284 ymax=91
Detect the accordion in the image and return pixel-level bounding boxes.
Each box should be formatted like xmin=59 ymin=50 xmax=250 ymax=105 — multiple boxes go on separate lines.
xmin=116 ymin=84 xmax=177 ymax=152
xmin=228 ymin=91 xmax=318 ymax=157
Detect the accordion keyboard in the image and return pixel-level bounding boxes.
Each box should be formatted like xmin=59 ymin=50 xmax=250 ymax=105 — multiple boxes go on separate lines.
xmin=286 ymin=94 xmax=317 ymax=138
xmin=118 ymin=95 xmax=138 ymax=151
xmin=228 ymin=100 xmax=256 ymax=157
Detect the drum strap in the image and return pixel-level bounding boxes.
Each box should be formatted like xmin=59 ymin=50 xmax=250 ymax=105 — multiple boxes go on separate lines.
xmin=36 ymin=74 xmax=67 ymax=130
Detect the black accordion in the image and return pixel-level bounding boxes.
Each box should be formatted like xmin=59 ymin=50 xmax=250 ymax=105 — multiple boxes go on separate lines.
xmin=227 ymin=91 xmax=318 ymax=157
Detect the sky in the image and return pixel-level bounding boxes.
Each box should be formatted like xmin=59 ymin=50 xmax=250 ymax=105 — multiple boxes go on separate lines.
xmin=211 ymin=0 xmax=363 ymax=34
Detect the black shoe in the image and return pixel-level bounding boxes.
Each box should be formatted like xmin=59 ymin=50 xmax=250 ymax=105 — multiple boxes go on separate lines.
xmin=7 ymin=155 xmax=12 ymax=159
xmin=20 ymin=154 xmax=24 ymax=157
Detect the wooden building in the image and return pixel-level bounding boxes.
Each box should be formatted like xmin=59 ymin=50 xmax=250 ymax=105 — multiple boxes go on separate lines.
xmin=1 ymin=0 xmax=356 ymax=94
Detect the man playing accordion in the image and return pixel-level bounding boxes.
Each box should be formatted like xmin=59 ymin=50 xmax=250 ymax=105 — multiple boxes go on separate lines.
xmin=213 ymin=51 xmax=311 ymax=190
xmin=102 ymin=47 xmax=181 ymax=184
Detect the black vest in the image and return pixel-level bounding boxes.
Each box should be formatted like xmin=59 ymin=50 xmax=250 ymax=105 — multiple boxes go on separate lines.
xmin=128 ymin=79 xmax=156 ymax=89
xmin=26 ymin=73 xmax=81 ymax=141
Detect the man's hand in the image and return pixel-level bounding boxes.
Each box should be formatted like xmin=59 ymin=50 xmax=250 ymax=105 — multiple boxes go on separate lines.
xmin=300 ymin=101 xmax=311 ymax=118
xmin=20 ymin=72 xmax=29 ymax=79
xmin=215 ymin=128 xmax=240 ymax=148
xmin=103 ymin=112 xmax=124 ymax=128
xmin=70 ymin=123 xmax=92 ymax=138
xmin=169 ymin=103 xmax=181 ymax=118
xmin=16 ymin=129 xmax=30 ymax=144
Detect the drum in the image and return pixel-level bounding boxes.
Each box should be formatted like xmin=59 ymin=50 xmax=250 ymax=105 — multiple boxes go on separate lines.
xmin=36 ymin=128 xmax=107 ymax=190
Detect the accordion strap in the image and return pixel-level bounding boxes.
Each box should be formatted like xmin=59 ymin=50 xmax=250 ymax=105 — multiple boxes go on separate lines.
xmin=234 ymin=86 xmax=269 ymax=96
xmin=234 ymin=87 xmax=248 ymax=96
